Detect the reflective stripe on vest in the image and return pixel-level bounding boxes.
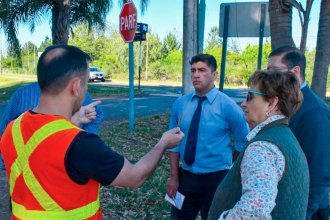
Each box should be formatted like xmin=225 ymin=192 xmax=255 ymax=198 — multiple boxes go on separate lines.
xmin=10 ymin=114 xmax=100 ymax=220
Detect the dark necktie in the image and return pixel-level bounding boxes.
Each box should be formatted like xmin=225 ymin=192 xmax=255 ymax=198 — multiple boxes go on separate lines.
xmin=184 ymin=96 xmax=207 ymax=165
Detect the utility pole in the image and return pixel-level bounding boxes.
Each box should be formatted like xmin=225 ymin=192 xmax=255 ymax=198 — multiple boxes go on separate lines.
xmin=145 ymin=34 xmax=148 ymax=81
xmin=27 ymin=44 xmax=30 ymax=70
xmin=34 ymin=43 xmax=36 ymax=68
xmin=182 ymin=0 xmax=198 ymax=95
xmin=0 ymin=30 xmax=2 ymax=74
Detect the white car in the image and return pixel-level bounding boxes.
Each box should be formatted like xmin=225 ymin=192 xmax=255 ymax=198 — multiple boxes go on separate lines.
xmin=89 ymin=67 xmax=105 ymax=82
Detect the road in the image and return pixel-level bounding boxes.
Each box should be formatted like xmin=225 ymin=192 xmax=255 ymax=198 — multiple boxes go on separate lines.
xmin=99 ymin=88 xmax=246 ymax=121
xmin=0 ymin=84 xmax=247 ymax=122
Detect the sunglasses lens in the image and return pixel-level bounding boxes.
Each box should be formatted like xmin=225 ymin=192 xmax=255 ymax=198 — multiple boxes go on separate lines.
xmin=247 ymin=92 xmax=255 ymax=102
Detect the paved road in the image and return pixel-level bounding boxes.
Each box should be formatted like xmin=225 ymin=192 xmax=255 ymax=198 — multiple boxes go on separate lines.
xmin=0 ymin=86 xmax=247 ymax=122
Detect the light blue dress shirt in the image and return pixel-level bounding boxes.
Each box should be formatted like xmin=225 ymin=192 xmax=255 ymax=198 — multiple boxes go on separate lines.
xmin=169 ymin=86 xmax=248 ymax=174
xmin=0 ymin=82 xmax=104 ymax=137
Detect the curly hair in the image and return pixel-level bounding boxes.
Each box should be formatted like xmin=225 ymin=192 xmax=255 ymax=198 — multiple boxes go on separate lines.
xmin=248 ymin=70 xmax=303 ymax=117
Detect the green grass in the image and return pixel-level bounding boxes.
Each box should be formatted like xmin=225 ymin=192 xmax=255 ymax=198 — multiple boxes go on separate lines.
xmin=88 ymin=84 xmax=144 ymax=98
xmin=0 ymin=76 xmax=144 ymax=104
xmin=0 ymin=76 xmax=35 ymax=103
xmin=99 ymin=114 xmax=173 ymax=220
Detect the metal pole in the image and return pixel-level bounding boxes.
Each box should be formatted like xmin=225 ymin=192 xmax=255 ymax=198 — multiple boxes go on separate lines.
xmin=257 ymin=4 xmax=266 ymax=70
xmin=27 ymin=45 xmax=30 ymax=70
xmin=145 ymin=33 xmax=148 ymax=81
xmin=33 ymin=45 xmax=35 ymax=68
xmin=219 ymin=5 xmax=229 ymax=92
xmin=198 ymin=0 xmax=206 ymax=53
xmin=138 ymin=40 xmax=142 ymax=90
xmin=128 ymin=42 xmax=135 ymax=132
xmin=0 ymin=31 xmax=2 ymax=74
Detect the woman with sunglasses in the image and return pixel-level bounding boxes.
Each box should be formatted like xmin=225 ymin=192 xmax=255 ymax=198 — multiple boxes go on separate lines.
xmin=208 ymin=70 xmax=309 ymax=220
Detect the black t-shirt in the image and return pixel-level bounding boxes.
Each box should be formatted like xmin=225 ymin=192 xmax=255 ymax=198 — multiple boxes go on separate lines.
xmin=65 ymin=131 xmax=125 ymax=186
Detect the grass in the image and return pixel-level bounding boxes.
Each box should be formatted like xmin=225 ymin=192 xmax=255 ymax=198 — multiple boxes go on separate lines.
xmin=0 ymin=76 xmax=144 ymax=103
xmin=99 ymin=114 xmax=173 ymax=220
xmin=0 ymin=76 xmax=35 ymax=103
xmin=88 ymin=84 xmax=144 ymax=98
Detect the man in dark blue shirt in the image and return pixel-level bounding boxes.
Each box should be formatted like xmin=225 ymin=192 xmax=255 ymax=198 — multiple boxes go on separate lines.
xmin=268 ymin=46 xmax=330 ymax=220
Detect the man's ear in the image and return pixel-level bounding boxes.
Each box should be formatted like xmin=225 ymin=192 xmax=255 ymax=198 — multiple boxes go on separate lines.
xmin=213 ymin=71 xmax=218 ymax=81
xmin=291 ymin=66 xmax=303 ymax=84
xmin=70 ymin=77 xmax=82 ymax=97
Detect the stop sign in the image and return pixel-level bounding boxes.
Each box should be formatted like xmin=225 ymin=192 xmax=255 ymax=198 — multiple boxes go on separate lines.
xmin=119 ymin=2 xmax=138 ymax=43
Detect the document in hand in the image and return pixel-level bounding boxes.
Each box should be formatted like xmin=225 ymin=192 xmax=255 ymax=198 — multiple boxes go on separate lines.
xmin=165 ymin=192 xmax=185 ymax=210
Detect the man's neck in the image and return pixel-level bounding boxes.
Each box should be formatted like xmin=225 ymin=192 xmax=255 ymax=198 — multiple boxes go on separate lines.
xmin=196 ymin=85 xmax=214 ymax=97
xmin=34 ymin=94 xmax=72 ymax=119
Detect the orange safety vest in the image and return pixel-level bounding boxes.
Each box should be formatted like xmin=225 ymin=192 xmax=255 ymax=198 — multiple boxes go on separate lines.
xmin=0 ymin=111 xmax=102 ymax=220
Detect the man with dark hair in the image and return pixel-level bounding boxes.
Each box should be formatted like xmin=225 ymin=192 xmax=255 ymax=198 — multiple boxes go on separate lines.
xmin=0 ymin=45 xmax=184 ymax=219
xmin=166 ymin=53 xmax=248 ymax=220
xmin=268 ymin=46 xmax=330 ymax=220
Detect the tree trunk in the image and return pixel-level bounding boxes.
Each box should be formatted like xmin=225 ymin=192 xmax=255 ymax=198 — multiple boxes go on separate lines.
xmin=269 ymin=0 xmax=295 ymax=50
xmin=52 ymin=1 xmax=70 ymax=45
xmin=300 ymin=0 xmax=314 ymax=53
xmin=311 ymin=0 xmax=330 ymax=100
xmin=182 ymin=0 xmax=198 ymax=94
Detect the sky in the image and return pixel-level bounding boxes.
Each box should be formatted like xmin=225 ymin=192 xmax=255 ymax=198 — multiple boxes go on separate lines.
xmin=0 ymin=0 xmax=321 ymax=55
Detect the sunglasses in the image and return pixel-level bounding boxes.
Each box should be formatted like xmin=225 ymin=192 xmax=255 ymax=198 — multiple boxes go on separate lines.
xmin=266 ymin=65 xmax=295 ymax=72
xmin=246 ymin=89 xmax=266 ymax=102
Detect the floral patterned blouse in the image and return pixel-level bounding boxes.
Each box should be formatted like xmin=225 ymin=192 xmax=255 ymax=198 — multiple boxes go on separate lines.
xmin=219 ymin=115 xmax=286 ymax=220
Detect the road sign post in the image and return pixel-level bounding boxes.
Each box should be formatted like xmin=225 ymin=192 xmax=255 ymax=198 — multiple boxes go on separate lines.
xmin=134 ymin=23 xmax=148 ymax=90
xmin=119 ymin=2 xmax=138 ymax=132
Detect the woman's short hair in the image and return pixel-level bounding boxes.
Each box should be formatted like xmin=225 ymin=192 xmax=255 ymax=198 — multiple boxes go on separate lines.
xmin=248 ymin=70 xmax=303 ymax=117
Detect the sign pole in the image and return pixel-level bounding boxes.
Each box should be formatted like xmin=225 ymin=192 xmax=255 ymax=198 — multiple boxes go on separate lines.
xmin=129 ymin=42 xmax=135 ymax=132
xmin=257 ymin=4 xmax=266 ymax=70
xmin=119 ymin=2 xmax=138 ymax=132
xmin=138 ymin=40 xmax=142 ymax=90
xmin=219 ymin=5 xmax=229 ymax=92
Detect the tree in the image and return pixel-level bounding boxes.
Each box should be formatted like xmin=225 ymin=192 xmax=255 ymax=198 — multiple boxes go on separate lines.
xmin=268 ymin=0 xmax=296 ymax=50
xmin=268 ymin=0 xmax=314 ymax=53
xmin=205 ymin=27 xmax=221 ymax=49
xmin=0 ymin=0 xmax=149 ymax=65
xmin=311 ymin=0 xmax=330 ymax=100
xmin=162 ymin=31 xmax=181 ymax=56
xmin=39 ymin=37 xmax=52 ymax=52
xmin=21 ymin=42 xmax=36 ymax=56
xmin=182 ymin=0 xmax=198 ymax=94
xmin=298 ymin=0 xmax=314 ymax=53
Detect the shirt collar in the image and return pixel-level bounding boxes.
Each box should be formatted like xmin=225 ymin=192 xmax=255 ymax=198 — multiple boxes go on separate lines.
xmin=246 ymin=115 xmax=286 ymax=141
xmin=300 ymin=82 xmax=307 ymax=89
xmin=191 ymin=86 xmax=217 ymax=103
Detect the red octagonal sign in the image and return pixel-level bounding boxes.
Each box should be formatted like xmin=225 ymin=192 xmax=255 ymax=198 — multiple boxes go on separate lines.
xmin=119 ymin=2 xmax=138 ymax=43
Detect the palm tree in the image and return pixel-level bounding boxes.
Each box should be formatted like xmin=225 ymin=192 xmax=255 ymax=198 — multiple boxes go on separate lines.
xmin=268 ymin=0 xmax=296 ymax=50
xmin=311 ymin=0 xmax=330 ymax=100
xmin=0 ymin=0 xmax=148 ymax=66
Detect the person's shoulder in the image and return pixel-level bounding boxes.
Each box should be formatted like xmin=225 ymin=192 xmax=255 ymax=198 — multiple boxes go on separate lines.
xmin=214 ymin=90 xmax=237 ymax=106
xmin=174 ymin=92 xmax=193 ymax=103
xmin=300 ymin=86 xmax=330 ymax=113
xmin=14 ymin=82 xmax=40 ymax=95
xmin=74 ymin=131 xmax=100 ymax=142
